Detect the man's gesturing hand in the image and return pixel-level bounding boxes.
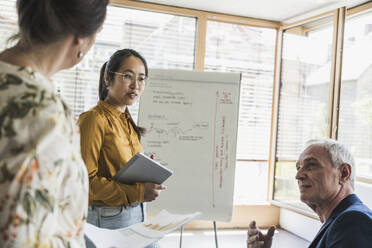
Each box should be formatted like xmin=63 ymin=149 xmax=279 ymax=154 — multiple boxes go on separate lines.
xmin=247 ymin=221 xmax=275 ymax=248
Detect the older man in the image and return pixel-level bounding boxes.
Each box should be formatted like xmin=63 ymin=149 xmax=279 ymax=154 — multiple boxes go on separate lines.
xmin=247 ymin=139 xmax=372 ymax=248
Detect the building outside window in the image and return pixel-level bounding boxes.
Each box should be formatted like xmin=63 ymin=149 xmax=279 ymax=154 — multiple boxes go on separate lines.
xmin=338 ymin=10 xmax=372 ymax=180
xmin=274 ymin=15 xmax=335 ymax=210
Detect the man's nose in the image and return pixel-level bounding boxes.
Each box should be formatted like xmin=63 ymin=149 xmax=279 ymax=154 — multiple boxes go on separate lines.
xmin=295 ymin=168 xmax=305 ymax=180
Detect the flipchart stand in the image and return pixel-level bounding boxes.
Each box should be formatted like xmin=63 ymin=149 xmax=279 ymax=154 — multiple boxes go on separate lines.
xmin=179 ymin=221 xmax=219 ymax=248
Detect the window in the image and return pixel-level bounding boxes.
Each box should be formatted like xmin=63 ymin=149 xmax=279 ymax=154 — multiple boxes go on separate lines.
xmin=0 ymin=0 xmax=279 ymax=206
xmin=273 ymin=15 xmax=335 ymax=210
xmin=204 ymin=21 xmax=276 ymax=204
xmin=56 ymin=5 xmax=197 ymax=119
xmin=0 ymin=0 xmax=17 ymax=51
xmin=0 ymin=2 xmax=197 ymax=119
xmin=338 ymin=10 xmax=372 ymax=180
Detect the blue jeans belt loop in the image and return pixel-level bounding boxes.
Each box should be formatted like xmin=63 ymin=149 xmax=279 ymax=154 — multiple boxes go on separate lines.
xmin=140 ymin=203 xmax=145 ymax=222
xmin=96 ymin=207 xmax=102 ymax=227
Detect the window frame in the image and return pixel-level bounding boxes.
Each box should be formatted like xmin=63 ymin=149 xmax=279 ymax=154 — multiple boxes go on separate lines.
xmin=109 ymin=0 xmax=281 ymax=228
xmin=270 ymin=3 xmax=372 ymax=216
xmin=4 ymin=0 xmax=372 ymax=225
xmin=342 ymin=2 xmax=372 ymax=185
xmin=111 ymin=0 xmax=372 ymax=223
xmin=110 ymin=0 xmax=280 ymax=71
xmin=269 ymin=9 xmax=345 ymax=216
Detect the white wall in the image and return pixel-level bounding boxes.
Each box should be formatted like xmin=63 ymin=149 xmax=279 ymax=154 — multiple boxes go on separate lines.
xmin=354 ymin=182 xmax=372 ymax=209
xmin=279 ymin=209 xmax=321 ymax=242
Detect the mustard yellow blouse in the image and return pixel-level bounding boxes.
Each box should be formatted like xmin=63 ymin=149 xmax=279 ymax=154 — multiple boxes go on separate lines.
xmin=78 ymin=100 xmax=144 ymax=206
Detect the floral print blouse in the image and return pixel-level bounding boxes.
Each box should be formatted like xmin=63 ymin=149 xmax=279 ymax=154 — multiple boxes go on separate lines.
xmin=0 ymin=61 xmax=88 ymax=248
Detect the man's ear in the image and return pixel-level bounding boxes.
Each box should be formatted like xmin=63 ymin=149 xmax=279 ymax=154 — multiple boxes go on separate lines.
xmin=339 ymin=163 xmax=352 ymax=184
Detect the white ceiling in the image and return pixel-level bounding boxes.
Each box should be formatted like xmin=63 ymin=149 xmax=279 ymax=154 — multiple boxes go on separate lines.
xmin=137 ymin=0 xmax=370 ymax=22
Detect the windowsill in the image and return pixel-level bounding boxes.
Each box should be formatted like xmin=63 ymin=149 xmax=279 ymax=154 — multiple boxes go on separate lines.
xmin=233 ymin=201 xmax=271 ymax=206
xmin=271 ymin=200 xmax=319 ymax=220
xmin=356 ymin=176 xmax=372 ymax=184
xmin=184 ymin=204 xmax=280 ymax=229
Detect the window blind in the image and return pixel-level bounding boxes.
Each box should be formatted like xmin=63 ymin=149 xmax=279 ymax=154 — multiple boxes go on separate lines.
xmin=273 ymin=16 xmax=335 ymax=207
xmin=276 ymin=21 xmax=334 ymax=161
xmin=338 ymin=11 xmax=372 ymax=179
xmin=0 ymin=2 xmax=197 ymax=120
xmin=0 ymin=0 xmax=17 ymax=51
xmin=60 ymin=5 xmax=197 ymax=119
xmin=204 ymin=21 xmax=276 ymax=160
xmin=0 ymin=1 xmax=279 ymax=205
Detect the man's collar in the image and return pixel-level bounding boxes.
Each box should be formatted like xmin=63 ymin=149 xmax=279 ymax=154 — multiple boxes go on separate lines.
xmin=327 ymin=193 xmax=361 ymax=221
xmin=308 ymin=194 xmax=361 ymax=248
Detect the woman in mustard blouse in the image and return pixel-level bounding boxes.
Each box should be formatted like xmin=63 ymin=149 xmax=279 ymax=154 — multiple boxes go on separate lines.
xmin=78 ymin=49 xmax=164 ymax=248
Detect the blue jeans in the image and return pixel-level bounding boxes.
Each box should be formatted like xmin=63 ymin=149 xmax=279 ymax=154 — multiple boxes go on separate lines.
xmin=85 ymin=203 xmax=159 ymax=248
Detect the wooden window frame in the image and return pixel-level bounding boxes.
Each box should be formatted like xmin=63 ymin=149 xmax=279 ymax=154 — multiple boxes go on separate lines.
xmin=269 ymin=8 xmax=346 ymax=215
xmin=108 ymin=0 xmax=372 ymax=224
xmin=270 ymin=2 xmax=372 ymax=216
xmin=110 ymin=0 xmax=280 ymax=70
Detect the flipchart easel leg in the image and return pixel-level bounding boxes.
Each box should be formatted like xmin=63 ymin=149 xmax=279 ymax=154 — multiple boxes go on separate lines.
xmin=214 ymin=221 xmax=219 ymax=248
xmin=179 ymin=225 xmax=183 ymax=248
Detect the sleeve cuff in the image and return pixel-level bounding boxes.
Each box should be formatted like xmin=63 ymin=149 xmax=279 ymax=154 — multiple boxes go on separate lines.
xmin=137 ymin=183 xmax=145 ymax=203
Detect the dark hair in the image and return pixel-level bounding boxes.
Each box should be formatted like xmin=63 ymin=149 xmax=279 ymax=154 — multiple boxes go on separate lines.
xmin=99 ymin=48 xmax=148 ymax=139
xmin=14 ymin=0 xmax=108 ymax=47
xmin=99 ymin=49 xmax=148 ymax=100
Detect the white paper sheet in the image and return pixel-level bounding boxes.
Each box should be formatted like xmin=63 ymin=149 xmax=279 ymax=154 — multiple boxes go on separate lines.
xmin=84 ymin=210 xmax=201 ymax=248
xmin=138 ymin=69 xmax=240 ymax=221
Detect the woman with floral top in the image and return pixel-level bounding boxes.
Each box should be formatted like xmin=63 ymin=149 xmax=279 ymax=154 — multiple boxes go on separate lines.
xmin=0 ymin=0 xmax=108 ymax=247
xmin=78 ymin=49 xmax=165 ymax=248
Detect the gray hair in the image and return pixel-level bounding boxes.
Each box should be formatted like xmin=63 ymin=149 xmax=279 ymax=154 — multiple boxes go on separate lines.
xmin=304 ymin=139 xmax=355 ymax=189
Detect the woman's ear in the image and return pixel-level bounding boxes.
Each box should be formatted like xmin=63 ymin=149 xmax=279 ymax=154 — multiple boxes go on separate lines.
xmin=73 ymin=35 xmax=94 ymax=59
xmin=73 ymin=35 xmax=83 ymax=45
xmin=104 ymin=73 xmax=109 ymax=87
